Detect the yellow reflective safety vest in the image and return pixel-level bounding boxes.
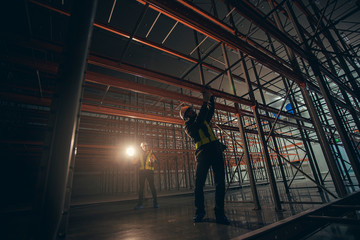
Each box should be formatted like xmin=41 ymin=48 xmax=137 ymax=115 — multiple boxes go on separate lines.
xmin=195 ymin=121 xmax=217 ymax=149
xmin=139 ymin=150 xmax=156 ymax=170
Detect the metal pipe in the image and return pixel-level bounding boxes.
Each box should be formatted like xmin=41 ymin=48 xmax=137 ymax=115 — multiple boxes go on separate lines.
xmin=294 ymin=0 xmax=360 ymax=101
xmin=267 ymin=0 xmax=347 ymax=197
xmin=28 ymin=0 xmax=358 ymax=108
xmin=162 ymin=21 xmax=178 ymax=44
xmin=146 ymin=12 xmax=161 ymax=38
xmin=313 ymin=92 xmax=354 ymax=188
xmin=32 ymin=0 xmax=97 ymax=239
xmin=286 ymin=1 xmax=360 ymax=186
xmin=239 ymin=50 xmax=282 ymax=210
xmin=107 ymin=0 xmax=117 ymax=23
xmin=250 ymin=57 xmax=290 ymax=193
xmin=190 ymin=36 xmax=208 ymax=55
xmin=300 ymin=85 xmax=347 ymax=197
xmin=220 ymin=43 xmax=261 ymax=210
xmin=235 ymin=104 xmax=261 ymax=210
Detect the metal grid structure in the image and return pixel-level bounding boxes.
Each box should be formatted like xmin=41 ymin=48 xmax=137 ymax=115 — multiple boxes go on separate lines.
xmin=1 ymin=0 xmax=360 ymax=238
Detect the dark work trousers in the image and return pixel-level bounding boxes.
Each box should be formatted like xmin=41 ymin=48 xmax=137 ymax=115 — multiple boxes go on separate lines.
xmin=194 ymin=142 xmax=225 ymax=216
xmin=138 ymin=169 xmax=157 ymax=205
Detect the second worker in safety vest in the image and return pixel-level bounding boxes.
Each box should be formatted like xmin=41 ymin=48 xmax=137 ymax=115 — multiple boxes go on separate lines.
xmin=180 ymin=91 xmax=230 ymax=225
xmin=135 ymin=142 xmax=159 ymax=209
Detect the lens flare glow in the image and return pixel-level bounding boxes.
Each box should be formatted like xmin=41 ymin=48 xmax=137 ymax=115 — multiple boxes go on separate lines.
xmin=126 ymin=147 xmax=135 ymax=157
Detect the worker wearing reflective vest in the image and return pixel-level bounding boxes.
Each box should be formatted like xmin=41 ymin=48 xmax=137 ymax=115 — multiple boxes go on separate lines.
xmin=180 ymin=91 xmax=230 ymax=225
xmin=135 ymin=142 xmax=159 ymax=209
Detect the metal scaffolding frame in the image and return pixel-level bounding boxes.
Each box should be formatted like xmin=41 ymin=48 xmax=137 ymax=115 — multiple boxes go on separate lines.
xmin=1 ymin=0 xmax=360 ymax=238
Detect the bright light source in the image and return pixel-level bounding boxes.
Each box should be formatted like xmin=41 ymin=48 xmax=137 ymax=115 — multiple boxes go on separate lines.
xmin=126 ymin=147 xmax=135 ymax=157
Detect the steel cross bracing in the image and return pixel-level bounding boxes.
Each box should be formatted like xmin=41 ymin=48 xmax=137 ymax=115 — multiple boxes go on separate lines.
xmin=22 ymin=0 xmax=360 ymax=106
xmin=134 ymin=0 xmax=358 ymax=141
xmin=264 ymin=0 xmax=358 ymax=196
xmin=25 ymin=1 xmax=360 ymax=121
xmin=2 ymin=1 xmax=360 ymax=238
xmin=27 ymin=0 xmax=279 ymax=98
xmin=1 ymin=6 xmax=358 ymax=186
xmin=2 ymin=42 xmax=324 ymax=134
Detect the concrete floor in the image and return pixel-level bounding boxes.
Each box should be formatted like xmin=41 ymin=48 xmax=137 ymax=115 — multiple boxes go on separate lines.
xmin=3 ymin=181 xmax=358 ymax=239
xmin=66 ymin=183 xmax=332 ymax=240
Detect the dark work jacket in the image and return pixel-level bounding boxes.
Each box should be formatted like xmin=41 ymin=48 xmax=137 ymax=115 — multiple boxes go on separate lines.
xmin=184 ymin=96 xmax=219 ymax=151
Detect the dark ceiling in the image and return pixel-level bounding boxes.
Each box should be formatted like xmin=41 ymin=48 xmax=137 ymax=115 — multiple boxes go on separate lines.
xmin=1 ymin=0 xmax=360 ymax=205
xmin=3 ymin=0 xmax=360 ymax=100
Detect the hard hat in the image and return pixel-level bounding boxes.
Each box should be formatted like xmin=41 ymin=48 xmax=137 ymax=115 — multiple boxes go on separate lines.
xmin=140 ymin=142 xmax=148 ymax=148
xmin=180 ymin=105 xmax=192 ymax=120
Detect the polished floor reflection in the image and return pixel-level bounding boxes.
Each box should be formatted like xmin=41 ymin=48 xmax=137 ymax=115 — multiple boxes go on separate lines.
xmin=67 ymin=182 xmax=339 ymax=240
xmin=303 ymin=222 xmax=360 ymax=240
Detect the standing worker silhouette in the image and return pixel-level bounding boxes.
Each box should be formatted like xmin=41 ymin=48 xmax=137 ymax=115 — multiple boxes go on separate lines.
xmin=135 ymin=142 xmax=159 ymax=209
xmin=180 ymin=91 xmax=230 ymax=224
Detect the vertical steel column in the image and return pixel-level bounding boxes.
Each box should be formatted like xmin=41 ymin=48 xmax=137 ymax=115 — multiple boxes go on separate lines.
xmin=288 ymin=90 xmax=324 ymax=189
xmin=238 ymin=51 xmax=282 ymax=211
xmin=307 ymin=1 xmax=360 ymax=102
xmin=216 ymin=113 xmax=231 ymax=184
xmin=57 ymin=101 xmax=81 ymax=238
xmin=33 ymin=0 xmax=97 ymax=239
xmin=303 ymin=129 xmax=324 ymax=185
xmin=230 ymin=131 xmax=243 ymax=186
xmin=313 ymin=94 xmax=353 ymax=187
xmin=311 ymin=62 xmax=360 ymax=185
xmin=290 ymin=61 xmax=327 ymax=187
xmin=300 ymin=84 xmax=347 ymax=197
xmin=220 ymin=44 xmax=261 ymax=210
xmin=185 ymin=134 xmax=193 ymax=189
xmin=265 ymin=33 xmax=324 ymax=191
xmin=165 ymin=127 xmax=170 ymax=190
xmin=332 ymin=26 xmax=360 ymax=89
xmin=156 ymin=122 xmax=162 ymax=191
xmin=236 ymin=104 xmax=261 ymax=209
xmin=250 ymin=59 xmax=289 ymax=193
xmin=171 ymin=100 xmax=180 ymax=190
xmin=285 ymin=1 xmax=360 ymax=186
xmin=180 ymin=129 xmax=189 ymax=188
xmin=311 ymin=24 xmax=360 ymax=134
xmin=266 ymin=1 xmax=347 ymax=197
xmin=302 ymin=6 xmax=360 ymax=159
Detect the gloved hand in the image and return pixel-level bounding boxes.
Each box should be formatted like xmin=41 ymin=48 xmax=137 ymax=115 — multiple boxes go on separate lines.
xmin=202 ymin=91 xmax=211 ymax=102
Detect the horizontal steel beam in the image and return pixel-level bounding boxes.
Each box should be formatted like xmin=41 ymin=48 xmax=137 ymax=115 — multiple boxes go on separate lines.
xmin=88 ymin=54 xmax=315 ymax=124
xmin=4 ymin=45 xmax=309 ymax=125
xmin=1 ymin=52 xmax=325 ymax=132
xmin=25 ymin=0 xmax=355 ymax=115
xmin=81 ymin=104 xmax=183 ymax=125
xmin=10 ymin=1 xmax=355 ymax=113
xmin=139 ymin=0 xmax=353 ymax=112
xmin=0 ymin=85 xmax=315 ymax=143
xmin=26 ymin=0 xmax=281 ymax=97
xmin=176 ymin=0 xmax=291 ymax=68
xmin=224 ymin=0 xmax=308 ymax=60
xmin=140 ymin=0 xmax=304 ymax=85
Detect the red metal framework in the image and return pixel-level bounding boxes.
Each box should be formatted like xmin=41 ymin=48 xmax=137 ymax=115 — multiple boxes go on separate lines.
xmin=1 ymin=0 xmax=360 ymax=238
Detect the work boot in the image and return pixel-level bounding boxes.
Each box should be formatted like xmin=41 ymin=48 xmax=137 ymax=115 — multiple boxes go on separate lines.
xmin=193 ymin=211 xmax=206 ymax=223
xmin=153 ymin=201 xmax=159 ymax=208
xmin=215 ymin=215 xmax=230 ymax=225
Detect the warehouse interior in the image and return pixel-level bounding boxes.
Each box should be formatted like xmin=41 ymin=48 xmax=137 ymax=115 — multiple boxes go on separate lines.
xmin=1 ymin=0 xmax=360 ymax=239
